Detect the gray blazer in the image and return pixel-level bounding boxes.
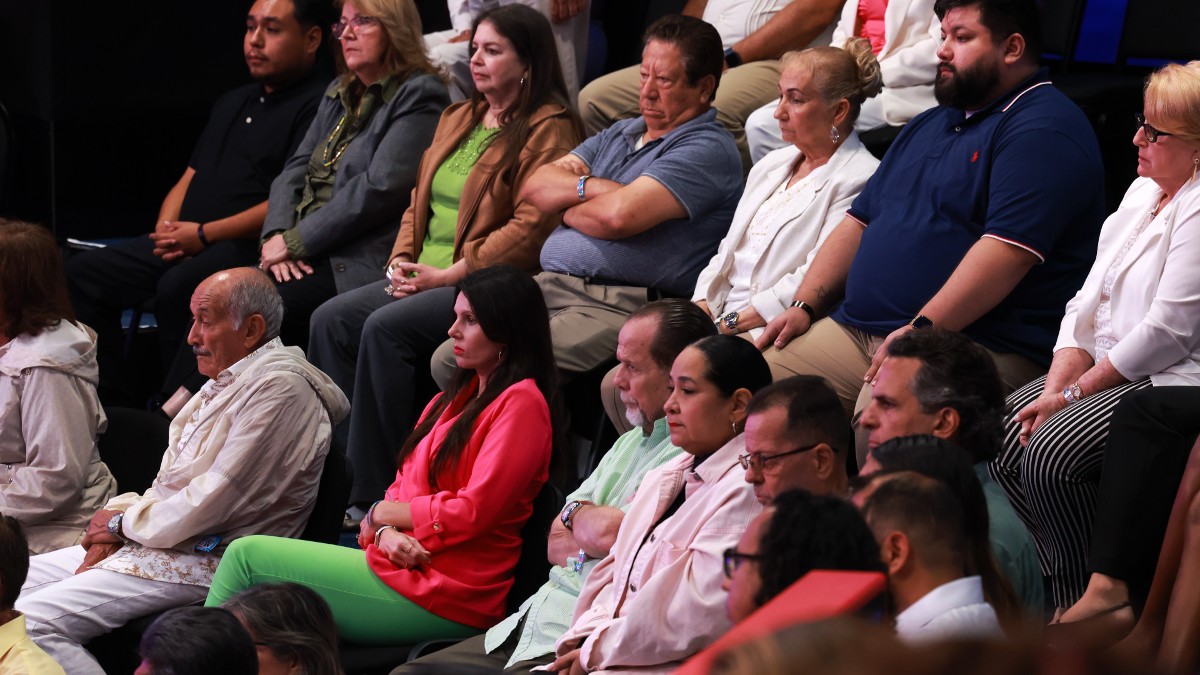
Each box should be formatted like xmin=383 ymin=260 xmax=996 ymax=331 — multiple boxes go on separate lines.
xmin=262 ymin=73 xmax=450 ymax=294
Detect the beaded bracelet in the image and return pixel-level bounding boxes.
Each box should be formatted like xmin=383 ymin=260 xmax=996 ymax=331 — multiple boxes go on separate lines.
xmin=365 ymin=500 xmax=383 ymax=528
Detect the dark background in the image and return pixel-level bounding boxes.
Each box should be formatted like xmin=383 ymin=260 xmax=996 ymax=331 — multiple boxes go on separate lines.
xmin=0 ymin=0 xmax=1182 ymax=240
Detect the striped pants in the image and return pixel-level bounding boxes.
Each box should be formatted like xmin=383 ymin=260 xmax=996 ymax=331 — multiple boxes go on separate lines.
xmin=989 ymin=375 xmax=1152 ymax=607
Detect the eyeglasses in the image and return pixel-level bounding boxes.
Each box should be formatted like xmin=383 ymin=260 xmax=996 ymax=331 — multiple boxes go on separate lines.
xmin=1136 ymin=113 xmax=1174 ymax=144
xmin=737 ymin=444 xmax=820 ymax=473
xmin=332 ymin=15 xmax=381 ymax=39
xmin=723 ymin=547 xmax=764 ymax=578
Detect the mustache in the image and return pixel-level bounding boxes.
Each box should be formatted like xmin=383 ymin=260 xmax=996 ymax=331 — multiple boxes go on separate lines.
xmin=192 ymin=347 xmax=212 ymax=357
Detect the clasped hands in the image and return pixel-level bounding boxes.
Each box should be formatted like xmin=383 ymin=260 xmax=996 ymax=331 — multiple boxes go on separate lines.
xmin=357 ymin=517 xmax=431 ymax=570
xmin=384 ymin=260 xmax=446 ymax=299
xmin=75 ymin=509 xmax=126 ymax=575
xmin=260 ymin=233 xmax=314 ymax=282
xmin=150 ymin=220 xmax=204 ymax=262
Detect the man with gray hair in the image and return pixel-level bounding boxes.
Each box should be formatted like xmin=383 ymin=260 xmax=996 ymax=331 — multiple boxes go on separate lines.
xmin=15 ymin=268 xmax=349 ymax=674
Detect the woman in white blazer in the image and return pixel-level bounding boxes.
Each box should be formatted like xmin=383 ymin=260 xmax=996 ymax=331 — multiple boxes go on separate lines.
xmin=696 ymin=40 xmax=881 ymax=340
xmin=599 ymin=41 xmax=882 ymax=435
xmin=744 ymin=0 xmax=939 ymax=163
xmin=989 ymin=61 xmax=1200 ymax=617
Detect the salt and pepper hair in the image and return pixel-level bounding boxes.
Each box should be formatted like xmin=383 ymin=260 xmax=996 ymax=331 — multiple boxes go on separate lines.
xmin=224 ymin=583 xmax=343 ymax=675
xmin=138 ymin=607 xmax=258 ymax=675
xmin=223 ymin=269 xmax=285 ymax=341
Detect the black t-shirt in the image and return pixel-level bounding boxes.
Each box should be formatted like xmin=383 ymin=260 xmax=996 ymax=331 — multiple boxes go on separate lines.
xmin=179 ymin=68 xmax=327 ymax=226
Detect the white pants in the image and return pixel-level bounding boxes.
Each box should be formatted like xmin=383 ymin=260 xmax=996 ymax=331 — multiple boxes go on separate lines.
xmin=745 ymin=96 xmax=889 ymax=164
xmin=16 ymin=546 xmax=209 ymax=675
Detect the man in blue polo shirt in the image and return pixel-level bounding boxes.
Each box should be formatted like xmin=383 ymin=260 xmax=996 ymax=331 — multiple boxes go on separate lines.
xmin=756 ymin=0 xmax=1103 ymax=435
xmin=430 ymin=14 xmax=743 ymax=385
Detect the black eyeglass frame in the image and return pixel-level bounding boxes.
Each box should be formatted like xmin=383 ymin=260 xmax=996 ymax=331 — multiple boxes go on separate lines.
xmin=737 ymin=443 xmax=821 ymax=472
xmin=1136 ymin=113 xmax=1173 ymax=144
xmin=723 ymin=547 xmax=765 ymax=578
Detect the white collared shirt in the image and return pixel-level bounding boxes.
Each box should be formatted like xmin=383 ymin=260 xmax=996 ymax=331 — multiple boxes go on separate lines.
xmin=894 ymin=576 xmax=1004 ymax=643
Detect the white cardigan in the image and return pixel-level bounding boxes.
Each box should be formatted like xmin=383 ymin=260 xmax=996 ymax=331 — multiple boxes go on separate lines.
xmin=692 ymin=133 xmax=879 ymax=333
xmin=830 ymin=0 xmax=940 ymax=126
xmin=1055 ymin=177 xmax=1200 ymax=385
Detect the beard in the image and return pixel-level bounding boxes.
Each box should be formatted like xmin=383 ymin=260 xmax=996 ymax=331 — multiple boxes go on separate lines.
xmin=934 ymin=57 xmax=1001 ymax=110
xmin=624 ymin=406 xmax=648 ymax=430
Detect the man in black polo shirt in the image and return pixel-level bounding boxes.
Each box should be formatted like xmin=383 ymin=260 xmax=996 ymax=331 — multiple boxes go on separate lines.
xmin=67 ymin=0 xmax=331 ymax=406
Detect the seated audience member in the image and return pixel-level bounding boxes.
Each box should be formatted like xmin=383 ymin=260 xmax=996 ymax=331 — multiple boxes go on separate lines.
xmin=223 ymin=582 xmax=342 ymax=675
xmin=578 ymin=0 xmax=844 ymax=169
xmin=548 ymin=336 xmax=771 ymax=673
xmin=429 ymin=14 xmax=744 ymax=390
xmin=859 ymin=329 xmax=1042 ymax=613
xmin=425 ymin=0 xmax=589 ymax=100
xmin=603 ymin=39 xmax=882 ymax=435
xmin=16 ymin=268 xmax=349 ymax=674
xmin=745 ymin=0 xmax=940 ymax=162
xmin=1055 ymin=388 xmax=1200 ymax=638
xmin=207 ymin=266 xmax=557 ymax=646
xmin=990 ymin=59 xmax=1200 ymax=616
xmin=135 ymin=607 xmax=257 ymax=675
xmin=66 ymin=0 xmax=329 ymax=406
xmin=855 ymin=471 xmax=1004 ymax=642
xmin=1114 ymin=423 xmax=1200 ymax=672
xmin=395 ymin=299 xmax=716 ymax=674
xmin=741 ymin=376 xmax=851 ymax=505
xmin=756 ymin=0 xmax=1104 ymax=418
xmin=255 ymin=0 xmax=450 ymax=351
xmin=863 ymin=436 xmax=1021 ymax=625
xmin=0 ymin=517 xmax=64 ymax=674
xmin=0 ymin=221 xmax=116 ymax=553
xmin=308 ymin=4 xmax=582 ymax=509
xmin=724 ymin=489 xmax=885 ymax=623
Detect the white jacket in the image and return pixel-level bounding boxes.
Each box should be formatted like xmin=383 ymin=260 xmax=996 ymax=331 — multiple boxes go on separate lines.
xmin=693 ymin=133 xmax=879 ymax=334
xmin=0 ymin=321 xmax=116 ymax=553
xmin=830 ymin=0 xmax=940 ymax=126
xmin=1055 ymin=177 xmax=1200 ymax=385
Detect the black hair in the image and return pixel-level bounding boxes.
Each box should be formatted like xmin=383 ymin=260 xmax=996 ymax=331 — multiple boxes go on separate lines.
xmin=861 ymin=471 xmax=969 ymax=571
xmin=886 ymin=328 xmax=1006 ymax=463
xmin=628 ymin=299 xmax=718 ymax=370
xmin=688 ymin=335 xmax=772 ymax=398
xmin=934 ymin=0 xmax=1042 ymax=58
xmin=642 ymin=14 xmax=724 ymax=95
xmin=0 ymin=516 xmax=28 ymax=610
xmin=866 ymin=435 xmax=1020 ymax=626
xmin=745 ymin=376 xmax=850 ymax=456
xmin=291 ymin=0 xmax=336 ymax=35
xmin=755 ymin=490 xmax=885 ymax=607
xmin=223 ymin=582 xmax=342 ymax=675
xmin=398 ymin=266 xmax=559 ymax=490
xmin=461 ymin=5 xmax=584 ymax=187
xmin=138 ymin=607 xmax=258 ymax=675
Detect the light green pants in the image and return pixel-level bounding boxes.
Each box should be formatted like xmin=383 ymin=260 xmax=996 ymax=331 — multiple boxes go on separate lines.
xmin=206 ymin=535 xmax=478 ymax=645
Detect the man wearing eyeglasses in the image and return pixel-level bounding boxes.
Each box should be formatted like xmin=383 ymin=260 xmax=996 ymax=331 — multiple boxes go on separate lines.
xmin=67 ymin=0 xmax=331 ymax=409
xmin=740 ymin=376 xmax=851 ymax=505
xmin=858 ymin=328 xmax=1043 ymax=615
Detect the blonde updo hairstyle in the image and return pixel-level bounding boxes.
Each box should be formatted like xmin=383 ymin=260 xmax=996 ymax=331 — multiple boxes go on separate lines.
xmin=1143 ymin=60 xmax=1200 ymax=145
xmin=779 ymin=37 xmax=883 ymax=126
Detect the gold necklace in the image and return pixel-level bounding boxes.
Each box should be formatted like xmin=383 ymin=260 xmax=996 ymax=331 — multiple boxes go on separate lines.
xmin=322 ymin=113 xmax=350 ymax=167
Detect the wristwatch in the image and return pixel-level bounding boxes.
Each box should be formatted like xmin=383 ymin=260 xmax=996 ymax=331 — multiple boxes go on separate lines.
xmin=577 ymin=174 xmax=592 ymax=201
xmin=1062 ymin=382 xmax=1084 ymax=404
xmin=561 ymin=500 xmax=586 ymax=531
xmin=107 ymin=512 xmax=126 ymax=541
xmin=721 ymin=311 xmax=740 ymax=333
xmin=724 ymin=48 xmax=743 ymax=69
xmin=909 ymin=314 xmax=935 ymax=329
xmin=790 ymin=300 xmax=815 ymax=320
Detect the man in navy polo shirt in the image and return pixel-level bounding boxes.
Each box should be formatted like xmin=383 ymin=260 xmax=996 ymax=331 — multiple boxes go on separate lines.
xmin=755 ymin=0 xmax=1103 ymax=438
xmin=430 ymin=14 xmax=743 ymax=387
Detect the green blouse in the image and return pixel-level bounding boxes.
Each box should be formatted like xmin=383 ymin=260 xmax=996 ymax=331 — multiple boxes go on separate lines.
xmin=418 ymin=123 xmax=500 ymax=269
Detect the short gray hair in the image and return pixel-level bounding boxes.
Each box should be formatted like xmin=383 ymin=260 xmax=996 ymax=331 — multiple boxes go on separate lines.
xmin=225 ymin=269 xmax=283 ymax=341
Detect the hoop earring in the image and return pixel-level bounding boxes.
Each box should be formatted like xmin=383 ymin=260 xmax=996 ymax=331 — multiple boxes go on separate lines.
xmin=520 ymin=74 xmax=527 ymax=88
xmin=830 ymin=126 xmax=841 ymax=145
xmin=497 ymin=349 xmax=504 ymax=362
xmin=731 ymin=421 xmax=740 ymax=435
